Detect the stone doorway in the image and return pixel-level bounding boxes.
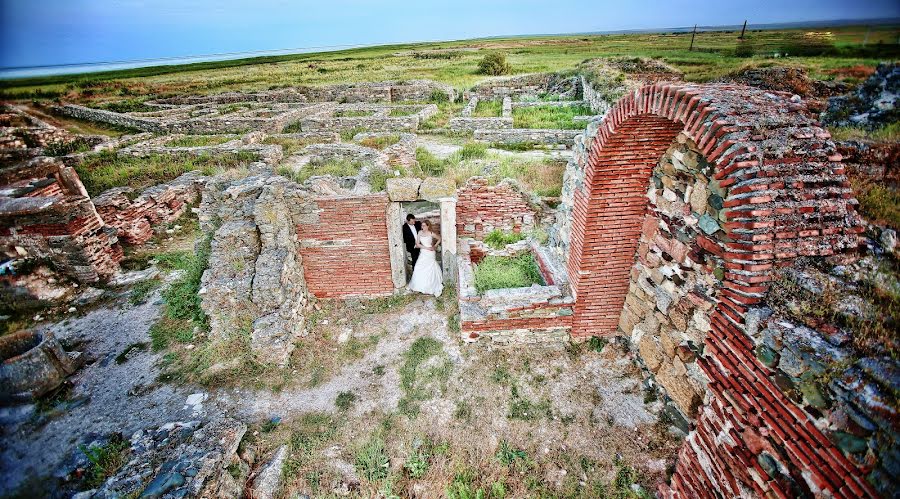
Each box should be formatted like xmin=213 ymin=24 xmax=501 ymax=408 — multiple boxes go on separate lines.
xmin=398 ymin=201 xmax=442 ymax=280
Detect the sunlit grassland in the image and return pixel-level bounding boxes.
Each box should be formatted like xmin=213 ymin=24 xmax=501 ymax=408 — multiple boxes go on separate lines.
xmin=2 ymin=25 xmax=897 ymax=104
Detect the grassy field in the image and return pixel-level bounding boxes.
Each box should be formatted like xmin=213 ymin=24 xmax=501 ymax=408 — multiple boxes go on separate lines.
xmin=1 ymin=24 xmax=897 ymax=105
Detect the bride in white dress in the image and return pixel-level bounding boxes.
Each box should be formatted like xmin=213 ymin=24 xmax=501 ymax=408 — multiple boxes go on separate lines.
xmin=408 ymin=220 xmax=443 ymax=297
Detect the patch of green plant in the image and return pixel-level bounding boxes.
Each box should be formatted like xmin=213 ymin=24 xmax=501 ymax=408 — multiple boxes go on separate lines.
xmin=358 ymin=134 xmax=401 ymax=149
xmin=218 ymin=103 xmax=250 ymax=115
xmin=472 ymin=100 xmax=502 ymax=117
xmin=454 ymin=400 xmax=473 ymax=421
xmin=335 ymin=391 xmax=356 ymax=411
xmin=115 ymin=342 xmax=148 ymax=365
xmin=368 ymin=168 xmax=393 ymax=192
xmin=853 ymin=180 xmax=900 ymax=229
xmin=339 ymin=126 xmax=369 ymax=141
xmin=415 ymin=147 xmax=449 ymax=176
xmin=429 ymin=89 xmax=451 ymax=102
xmin=149 ymin=236 xmax=210 ymax=350
xmin=43 ymin=137 xmax=94 ymax=156
xmin=403 ymin=439 xmax=434 ymax=479
xmin=397 ymin=337 xmax=447 ymax=416
xmin=100 ymin=98 xmax=154 ymax=113
xmin=261 ymin=136 xmax=319 ymax=156
xmin=167 ymin=135 xmax=232 ymax=148
xmin=129 ymin=277 xmax=161 ymax=305
xmin=495 ymin=440 xmax=528 ymax=466
xmin=459 ymin=141 xmax=488 ymax=160
xmin=75 ymin=150 xmax=256 ymax=196
xmin=362 ymin=293 xmax=415 ymax=314
xmin=355 ymin=435 xmax=390 ymax=482
xmin=478 ymin=52 xmax=512 ymax=76
xmin=828 ymin=122 xmax=900 ymax=142
xmin=490 ymin=141 xmax=538 ymax=152
xmin=507 ymin=383 xmax=550 ymax=421
xmin=587 ymin=336 xmax=608 ymax=353
xmin=282 ymin=120 xmax=303 ymax=133
xmin=474 ymin=253 xmax=545 ymax=293
xmin=512 ymin=104 xmax=593 ymax=129
xmin=277 ymin=158 xmax=364 ymax=184
xmin=78 ymin=434 xmax=129 ymax=488
xmin=484 ymin=229 xmax=525 ymax=249
xmin=389 ymin=107 xmax=418 ymax=117
xmin=283 ymin=413 xmax=339 ymax=479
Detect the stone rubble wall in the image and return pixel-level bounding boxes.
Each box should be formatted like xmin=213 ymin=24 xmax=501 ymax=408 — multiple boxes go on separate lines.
xmin=447 ymin=116 xmax=512 ymax=132
xmin=501 ymin=97 xmax=512 ymax=118
xmin=457 ymin=239 xmax=574 ymax=344
xmin=473 ymin=128 xmax=581 ymax=147
xmin=468 ymin=73 xmax=555 ymax=100
xmin=198 ymin=171 xmax=312 ymax=364
xmin=455 ymin=177 xmax=537 ymax=239
xmin=93 ymin=171 xmax=207 ymax=245
xmin=295 ymin=193 xmax=394 ymax=298
xmin=460 ymin=97 xmax=478 ymax=117
xmin=564 ymin=82 xmax=872 ymax=498
xmin=0 ymin=158 xmax=123 ymax=284
xmin=54 ymin=104 xmax=165 ymax=133
xmin=150 ymin=80 xmax=456 ymax=105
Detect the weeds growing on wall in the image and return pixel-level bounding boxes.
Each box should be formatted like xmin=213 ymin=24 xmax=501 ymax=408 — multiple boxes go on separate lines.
xmin=512 ymin=104 xmax=593 ymax=129
xmin=42 ymin=137 xmax=94 ymax=156
xmin=78 ymin=434 xmax=130 ymax=488
xmin=277 ymin=158 xmax=365 ymax=184
xmin=484 ymin=229 xmax=526 ymax=250
xmin=358 ymin=133 xmax=401 ymax=150
xmin=474 ymin=253 xmax=545 ymax=293
xmin=166 ymin=135 xmax=234 ymax=148
xmin=75 ymin=150 xmax=257 ymax=196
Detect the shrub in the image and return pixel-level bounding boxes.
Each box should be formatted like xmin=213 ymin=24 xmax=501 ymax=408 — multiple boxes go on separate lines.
xmin=484 ymin=230 xmax=525 ymax=249
xmin=474 ymin=253 xmax=545 ymax=293
xmin=477 ymin=53 xmax=512 ymax=76
xmin=43 ymin=137 xmax=94 ymax=156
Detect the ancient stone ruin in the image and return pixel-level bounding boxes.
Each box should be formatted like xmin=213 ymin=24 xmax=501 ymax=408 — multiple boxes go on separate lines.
xmin=1 ymin=71 xmax=895 ymax=497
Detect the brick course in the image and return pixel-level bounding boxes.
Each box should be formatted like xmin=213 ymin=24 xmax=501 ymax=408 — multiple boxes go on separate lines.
xmin=565 ymin=83 xmax=870 ymax=497
xmin=296 ymin=194 xmax=394 ymax=298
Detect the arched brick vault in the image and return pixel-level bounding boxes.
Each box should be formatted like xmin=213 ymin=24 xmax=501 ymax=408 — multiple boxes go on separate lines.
xmin=566 ymin=83 xmax=873 ymax=497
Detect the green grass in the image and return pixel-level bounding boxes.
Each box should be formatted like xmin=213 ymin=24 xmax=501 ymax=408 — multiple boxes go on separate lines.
xmin=277 ymin=158 xmax=364 ymax=184
xmin=129 ymin=277 xmax=161 ymax=305
xmin=42 ymin=137 xmax=94 ymax=156
xmin=419 ymin=101 xmax=466 ymax=130
xmin=358 ymin=134 xmax=401 ymax=149
xmin=100 ymin=98 xmax=155 ymax=113
xmin=853 ymin=180 xmax=900 ymax=229
xmin=149 ymin=241 xmax=210 ymax=351
xmin=335 ymin=391 xmax=356 ymax=411
xmin=339 ymin=126 xmax=368 ymax=141
xmin=2 ymin=25 xmax=897 ymax=104
xmin=512 ymin=104 xmax=593 ymax=129
xmin=282 ymin=413 xmax=340 ymax=480
xmin=490 ymin=141 xmax=539 ymax=152
xmin=389 ymin=107 xmax=419 ymax=117
xmin=167 ymin=135 xmax=233 ymax=148
xmin=78 ymin=435 xmax=130 ymax=488
xmin=484 ymin=229 xmax=526 ymax=249
xmin=474 ymin=253 xmax=545 ymax=293
xmin=459 ymin=141 xmax=488 ymax=160
xmin=397 ymin=337 xmax=449 ymax=417
xmin=472 ymin=99 xmax=502 ymax=117
xmin=355 ymin=435 xmax=391 ymax=482
xmin=262 ymin=136 xmax=320 ymax=156
xmin=829 ymin=122 xmax=900 ymax=142
xmin=75 ymin=150 xmax=257 ymax=196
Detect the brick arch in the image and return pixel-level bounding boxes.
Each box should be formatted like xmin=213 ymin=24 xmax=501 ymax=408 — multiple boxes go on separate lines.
xmin=568 ymin=83 xmax=872 ymax=497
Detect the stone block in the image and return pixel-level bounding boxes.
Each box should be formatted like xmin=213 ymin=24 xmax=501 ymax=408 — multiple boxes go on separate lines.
xmin=385 ymin=177 xmax=421 ymax=202
xmin=638 ymin=333 xmax=664 ymax=372
xmin=419 ymin=177 xmax=456 ymax=201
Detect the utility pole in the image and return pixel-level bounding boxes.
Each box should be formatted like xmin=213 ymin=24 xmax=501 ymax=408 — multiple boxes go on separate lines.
xmin=689 ymin=24 xmax=697 ymax=51
xmin=739 ymin=20 xmax=747 ymax=39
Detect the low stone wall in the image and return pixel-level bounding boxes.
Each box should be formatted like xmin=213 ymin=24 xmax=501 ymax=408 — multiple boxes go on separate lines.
xmin=509 ymin=100 xmax=587 ymax=109
xmin=118 ymin=132 xmax=283 ymax=165
xmin=296 ymin=193 xmax=394 ymax=298
xmin=455 ymin=177 xmax=537 ymax=239
xmin=468 ymin=73 xmax=553 ymax=99
xmin=460 ymin=97 xmax=478 ymax=117
xmin=473 ymin=128 xmax=581 ymax=147
xmin=353 ymin=132 xmax=418 ymax=171
xmin=447 ymin=117 xmax=512 ymax=132
xmin=457 ymin=239 xmax=573 ymax=344
xmin=55 ymin=104 xmax=164 ymax=133
xmin=93 ymin=171 xmax=207 ymax=245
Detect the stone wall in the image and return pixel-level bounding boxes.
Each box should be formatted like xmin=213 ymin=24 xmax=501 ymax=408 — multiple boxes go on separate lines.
xmin=198 ymin=171 xmax=312 ymax=364
xmin=455 ymin=177 xmax=537 ymax=239
xmin=93 ymin=171 xmax=207 ymax=245
xmin=468 ymin=73 xmax=554 ymax=99
xmin=564 ymin=82 xmax=874 ymax=497
xmin=295 ymin=194 xmax=394 ymax=298
xmin=54 ymin=104 xmax=165 ymax=133
xmin=447 ymin=117 xmax=512 ymax=132
xmin=473 ymin=128 xmax=581 ymax=147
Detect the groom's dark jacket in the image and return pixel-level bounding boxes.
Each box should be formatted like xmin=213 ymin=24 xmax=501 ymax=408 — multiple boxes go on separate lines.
xmin=402 ymin=222 xmax=422 ymax=253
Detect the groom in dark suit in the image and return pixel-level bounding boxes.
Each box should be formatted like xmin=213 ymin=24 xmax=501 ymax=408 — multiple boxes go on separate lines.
xmin=402 ymin=213 xmax=422 ymax=268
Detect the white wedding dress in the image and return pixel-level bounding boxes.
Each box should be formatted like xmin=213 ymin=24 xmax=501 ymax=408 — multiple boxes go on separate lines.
xmin=408 ymin=233 xmax=443 ymax=297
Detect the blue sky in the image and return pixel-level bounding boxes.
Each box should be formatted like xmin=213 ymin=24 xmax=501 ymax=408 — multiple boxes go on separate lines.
xmin=1 ymin=0 xmax=898 ymax=68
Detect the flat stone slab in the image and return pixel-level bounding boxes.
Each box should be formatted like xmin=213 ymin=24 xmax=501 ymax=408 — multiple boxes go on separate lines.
xmin=385 ymin=177 xmax=421 ymax=202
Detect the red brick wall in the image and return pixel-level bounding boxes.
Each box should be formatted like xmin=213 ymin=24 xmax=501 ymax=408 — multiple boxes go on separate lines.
xmin=296 ymin=194 xmax=394 ymax=298
xmin=456 ymin=177 xmax=535 ymax=239
xmin=567 ymin=83 xmax=871 ymax=497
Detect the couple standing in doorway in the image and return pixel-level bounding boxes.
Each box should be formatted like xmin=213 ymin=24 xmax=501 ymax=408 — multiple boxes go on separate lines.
xmin=402 ymin=214 xmax=443 ymax=297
